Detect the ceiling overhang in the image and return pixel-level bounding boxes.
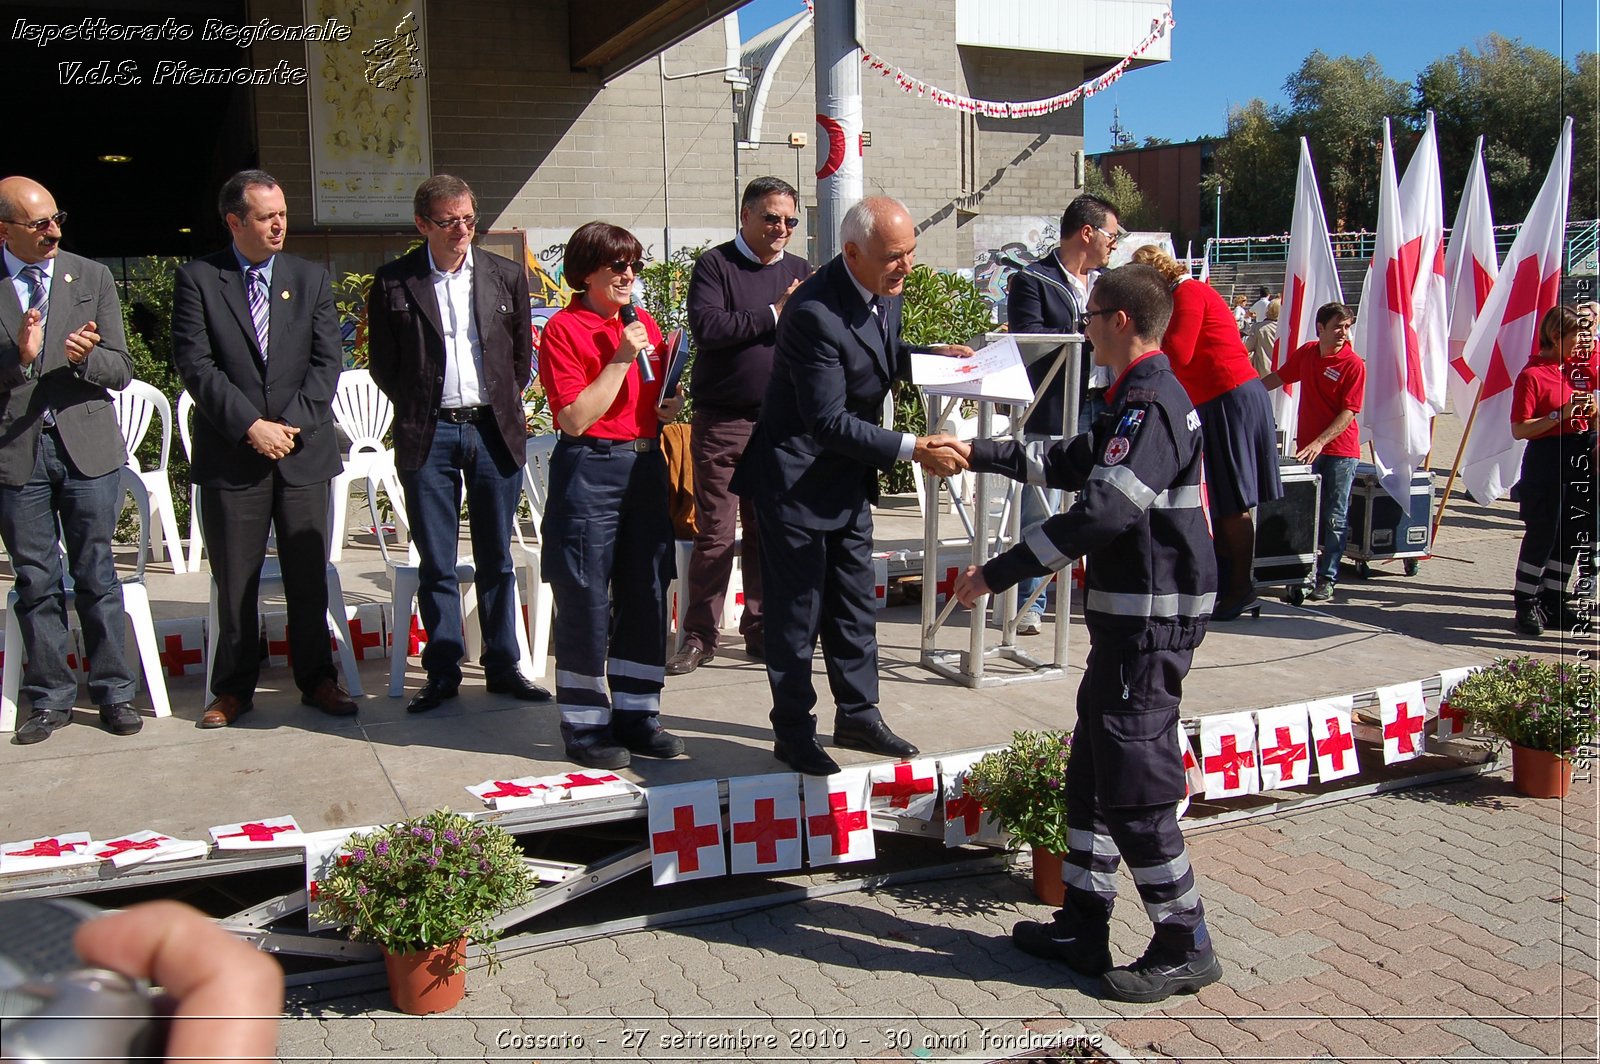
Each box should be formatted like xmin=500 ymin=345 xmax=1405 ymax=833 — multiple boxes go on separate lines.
xmin=569 ymin=0 xmax=746 ymax=80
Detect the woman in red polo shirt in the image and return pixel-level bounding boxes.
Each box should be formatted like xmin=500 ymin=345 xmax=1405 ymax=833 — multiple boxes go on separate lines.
xmin=1508 ymin=305 xmax=1595 ymax=636
xmin=538 ymin=222 xmax=685 ymax=769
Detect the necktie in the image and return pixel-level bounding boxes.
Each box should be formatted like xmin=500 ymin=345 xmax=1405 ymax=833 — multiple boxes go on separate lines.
xmin=20 ymin=264 xmax=48 ymax=324
xmin=247 ymin=265 xmax=270 ymax=362
xmin=869 ymin=296 xmax=887 ymax=340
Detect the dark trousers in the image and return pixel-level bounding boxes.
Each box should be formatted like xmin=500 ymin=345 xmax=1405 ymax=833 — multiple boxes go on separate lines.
xmin=0 ymin=430 xmax=136 ymax=711
xmin=756 ymin=500 xmax=882 ymax=743
xmin=541 ymin=439 xmax=673 ymax=742
xmin=1515 ymin=433 xmax=1597 ymax=604
xmin=201 ymin=475 xmax=333 ymax=699
xmin=683 ymin=413 xmax=762 ymax=650
xmin=1056 ymin=642 xmax=1211 ymax=959
xmin=399 ymin=421 xmax=524 ymax=686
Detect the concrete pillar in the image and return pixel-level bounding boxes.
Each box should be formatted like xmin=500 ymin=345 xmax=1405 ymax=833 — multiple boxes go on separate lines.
xmin=813 ymin=0 xmax=862 ymax=262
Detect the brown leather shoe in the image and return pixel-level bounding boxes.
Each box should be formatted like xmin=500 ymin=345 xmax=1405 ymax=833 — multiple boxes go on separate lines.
xmin=302 ymin=677 xmax=358 ymax=717
xmin=199 ymin=694 xmax=253 ymax=729
xmin=665 ymin=644 xmax=714 ymax=676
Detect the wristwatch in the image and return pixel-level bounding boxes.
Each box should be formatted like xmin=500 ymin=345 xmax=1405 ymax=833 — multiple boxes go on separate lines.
xmin=1549 ymin=410 xmax=1563 ymax=421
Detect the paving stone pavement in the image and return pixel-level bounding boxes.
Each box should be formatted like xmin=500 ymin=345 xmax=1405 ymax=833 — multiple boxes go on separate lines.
xmin=277 ymin=768 xmax=1598 ymax=1063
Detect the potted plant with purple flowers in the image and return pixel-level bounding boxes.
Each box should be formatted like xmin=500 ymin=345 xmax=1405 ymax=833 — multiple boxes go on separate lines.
xmin=1447 ymin=655 xmax=1599 ymax=798
xmin=963 ymin=729 xmax=1073 ymax=904
xmin=316 ymin=809 xmax=537 ymax=1013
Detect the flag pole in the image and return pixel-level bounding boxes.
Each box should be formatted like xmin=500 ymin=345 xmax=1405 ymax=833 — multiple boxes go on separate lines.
xmin=1431 ymin=383 xmax=1489 ymax=547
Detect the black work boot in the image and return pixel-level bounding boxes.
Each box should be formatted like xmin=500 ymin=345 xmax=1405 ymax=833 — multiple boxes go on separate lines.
xmin=614 ymin=712 xmax=685 ymax=759
xmin=1539 ymin=591 xmax=1589 ymax=633
xmin=561 ymin=723 xmax=631 ymax=770
xmin=1514 ymin=599 xmax=1545 ymax=637
xmin=1010 ymin=918 xmax=1113 ymax=978
xmin=1101 ymin=946 xmax=1223 ymax=1003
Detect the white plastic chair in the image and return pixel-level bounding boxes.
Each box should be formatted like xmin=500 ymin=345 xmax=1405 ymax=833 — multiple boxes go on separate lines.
xmin=328 ymin=370 xmax=404 ymax=562
xmin=2 ymin=477 xmax=172 ymax=732
xmin=378 ymin=479 xmax=537 ymax=696
xmin=176 ymin=391 xmax=203 ymax=571
xmin=515 ymin=435 xmax=557 ymax=678
xmin=113 ymin=380 xmax=186 ymax=574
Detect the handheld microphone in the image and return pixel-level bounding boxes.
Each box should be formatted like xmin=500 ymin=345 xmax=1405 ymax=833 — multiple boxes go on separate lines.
xmin=618 ymin=302 xmax=656 ymax=382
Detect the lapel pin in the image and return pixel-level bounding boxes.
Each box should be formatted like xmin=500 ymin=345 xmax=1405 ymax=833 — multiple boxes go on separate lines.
xmin=62 ymin=273 xmax=73 ymax=283
xmin=281 ymin=290 xmax=291 ymax=299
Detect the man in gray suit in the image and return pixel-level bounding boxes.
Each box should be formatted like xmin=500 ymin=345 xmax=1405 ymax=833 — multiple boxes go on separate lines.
xmin=0 ymin=175 xmax=140 ymax=744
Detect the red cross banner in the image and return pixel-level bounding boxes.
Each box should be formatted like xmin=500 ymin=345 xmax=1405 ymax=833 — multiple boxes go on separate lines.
xmin=1178 ymin=727 xmax=1205 ymax=811
xmin=867 ymin=758 xmax=939 ymax=820
xmin=154 ymin=616 xmax=206 ymax=679
xmin=544 ymin=770 xmax=637 ymax=802
xmin=1255 ymin=703 xmax=1313 ymax=791
xmin=0 ymin=831 xmax=96 ymax=874
xmin=803 ymin=768 xmax=875 ymax=866
xmin=1378 ymin=679 xmax=1428 ymax=764
xmin=342 ymin=603 xmax=387 ymax=661
xmin=1308 ymin=695 xmax=1361 ymax=782
xmin=1200 ymin=712 xmax=1260 ymax=799
xmin=1436 ymin=666 xmax=1476 ymax=740
xmin=92 ymin=830 xmax=208 ymax=870
xmin=263 ymin=610 xmax=293 ymax=669
xmin=938 ymin=752 xmax=1006 ymax=848
xmin=872 ymin=554 xmax=890 ymax=610
xmin=209 ymin=815 xmax=303 ymax=850
xmin=647 ymin=780 xmax=726 ymax=885
xmin=301 ymin=827 xmax=364 ymax=931
xmin=728 ymin=773 xmax=804 ymax=874
xmin=466 ymin=776 xmax=551 ymax=811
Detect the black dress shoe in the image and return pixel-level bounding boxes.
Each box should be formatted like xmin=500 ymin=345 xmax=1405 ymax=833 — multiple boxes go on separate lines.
xmin=773 ymin=738 xmax=840 ymax=776
xmin=743 ymin=635 xmax=765 ymax=660
xmin=14 ymin=709 xmax=71 ymax=745
xmin=485 ymin=673 xmax=553 ymax=702
xmin=407 ymin=678 xmax=461 ymax=714
xmin=98 ymin=702 xmax=143 ymax=736
xmin=665 ymin=644 xmax=713 ymax=675
xmin=833 ymin=718 xmax=919 ymax=758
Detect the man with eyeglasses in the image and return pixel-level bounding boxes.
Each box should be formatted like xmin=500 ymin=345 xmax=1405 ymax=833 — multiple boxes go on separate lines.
xmin=366 ymin=174 xmax=551 ymax=713
xmin=1004 ymin=193 xmax=1123 ymax=636
xmin=667 ymin=177 xmax=811 ymax=676
xmin=0 ymin=175 xmax=141 ymax=744
xmin=173 ymin=169 xmax=357 ymax=728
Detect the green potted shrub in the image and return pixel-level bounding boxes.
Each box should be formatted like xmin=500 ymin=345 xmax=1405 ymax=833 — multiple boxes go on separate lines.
xmin=1447 ymin=655 xmax=1599 ymax=798
xmin=963 ymin=729 xmax=1073 ymax=903
xmin=316 ymin=809 xmax=538 ymax=1013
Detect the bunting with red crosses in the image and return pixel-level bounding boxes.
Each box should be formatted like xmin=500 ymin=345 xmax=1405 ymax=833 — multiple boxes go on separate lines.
xmin=465 ymin=776 xmax=552 ymax=811
xmin=803 ymin=768 xmax=875 ymax=866
xmin=1200 ymin=712 xmax=1260 ymax=799
xmin=92 ymin=830 xmax=208 ymax=869
xmin=867 ymin=758 xmax=939 ymax=820
xmin=1308 ymin=695 xmax=1360 ymax=783
xmin=1377 ymin=680 xmax=1428 ymax=764
xmin=646 ymin=780 xmax=726 ymax=885
xmin=301 ymin=827 xmax=365 ymax=931
xmin=1255 ymin=703 xmax=1313 ymax=790
xmin=1436 ymin=667 xmax=1475 ymax=740
xmin=938 ymin=751 xmax=1007 ymax=848
xmin=0 ymin=831 xmax=97 ymax=874
xmin=728 ymin=773 xmax=804 ymax=874
xmin=209 ymin=815 xmax=303 ymax=850
xmin=1177 ymin=726 xmax=1205 ymax=816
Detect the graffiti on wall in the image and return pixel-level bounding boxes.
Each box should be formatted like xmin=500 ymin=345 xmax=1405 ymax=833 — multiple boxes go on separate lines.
xmin=972 ymin=216 xmax=1058 ymax=326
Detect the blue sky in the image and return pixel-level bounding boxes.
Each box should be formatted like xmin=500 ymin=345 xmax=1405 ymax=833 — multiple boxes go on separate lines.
xmin=734 ymin=0 xmax=1597 ymax=152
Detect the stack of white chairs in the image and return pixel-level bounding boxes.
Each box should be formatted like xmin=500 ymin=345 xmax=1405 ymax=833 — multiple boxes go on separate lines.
xmin=112 ymin=380 xmax=186 ymax=573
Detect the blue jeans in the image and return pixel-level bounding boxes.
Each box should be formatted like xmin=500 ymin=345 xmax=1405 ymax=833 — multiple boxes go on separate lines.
xmin=399 ymin=421 xmax=524 ymax=686
xmin=1312 ymin=455 xmax=1357 ymax=585
xmin=0 ymin=430 xmax=136 ymax=711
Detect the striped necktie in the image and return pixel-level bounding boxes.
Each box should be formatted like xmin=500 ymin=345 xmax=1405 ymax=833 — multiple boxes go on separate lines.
xmin=20 ymin=264 xmax=48 ymax=324
xmin=247 ymin=265 xmax=270 ymax=362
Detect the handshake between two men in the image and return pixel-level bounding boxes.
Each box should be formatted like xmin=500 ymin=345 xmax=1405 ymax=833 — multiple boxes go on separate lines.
xmin=905 ymin=432 xmax=996 ymax=609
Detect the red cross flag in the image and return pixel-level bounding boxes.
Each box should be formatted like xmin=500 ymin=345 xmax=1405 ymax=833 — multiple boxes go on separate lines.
xmin=1377 ymin=679 xmax=1427 ymax=764
xmin=533 ymin=771 xmax=637 ymax=802
xmin=301 ymin=827 xmax=363 ymax=931
xmin=1436 ymin=666 xmax=1476 ymax=740
xmin=867 ymin=758 xmax=938 ymax=820
xmin=466 ymin=776 xmax=552 ymax=810
xmin=1308 ymin=695 xmax=1360 ymax=782
xmin=1175 ymin=726 xmax=1203 ymax=819
xmin=155 ymin=617 xmax=206 ymax=678
xmin=1273 ymin=138 xmax=1345 ymax=436
xmin=1255 ymin=703 xmax=1313 ymax=791
xmin=92 ymin=830 xmax=208 ymax=870
xmin=1200 ymin=712 xmax=1259 ymax=799
xmin=1443 ymin=137 xmax=1499 ymax=419
xmin=1400 ymin=111 xmax=1450 ymax=415
xmin=728 ymin=773 xmax=804 ymax=874
xmin=938 ymin=752 xmax=1006 ymax=848
xmin=342 ymin=603 xmax=387 ymax=660
xmin=210 ymin=815 xmax=303 ymax=850
xmin=646 ymin=780 xmax=725 ymax=885
xmin=1457 ymin=118 xmax=1572 ymax=504
xmin=803 ymin=768 xmax=875 ymax=866
xmin=262 ymin=611 xmax=293 ymax=669
xmin=0 ymin=832 xmax=96 ymax=874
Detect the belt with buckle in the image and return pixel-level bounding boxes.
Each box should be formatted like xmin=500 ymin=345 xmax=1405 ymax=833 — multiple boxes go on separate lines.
xmin=438 ymin=406 xmax=490 ymax=424
xmin=559 ymin=434 xmax=657 ymax=453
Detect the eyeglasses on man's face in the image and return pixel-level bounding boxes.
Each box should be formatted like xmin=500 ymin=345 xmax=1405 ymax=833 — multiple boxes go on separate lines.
xmin=4 ymin=211 xmax=66 ymax=232
xmin=426 ymin=214 xmax=476 ymax=231
xmin=1094 ymin=225 xmax=1127 ymax=244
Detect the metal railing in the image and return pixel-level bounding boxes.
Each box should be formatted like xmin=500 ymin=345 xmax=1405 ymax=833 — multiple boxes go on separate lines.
xmin=1202 ymin=219 xmax=1598 ymax=273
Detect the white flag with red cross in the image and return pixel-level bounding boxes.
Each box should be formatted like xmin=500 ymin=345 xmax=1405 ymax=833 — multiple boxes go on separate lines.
xmin=1436 ymin=666 xmax=1476 ymax=740
xmin=1273 ymin=138 xmax=1345 ymax=436
xmin=1176 ymin=726 xmax=1204 ymax=818
xmin=1377 ymin=679 xmax=1428 ymax=763
xmin=1308 ymin=695 xmax=1360 ymax=782
xmin=938 ymin=751 xmax=1006 ymax=847
xmin=301 ymin=827 xmax=363 ymax=931
xmin=1457 ymin=118 xmax=1572 ymax=504
xmin=91 ymin=830 xmax=208 ymax=870
xmin=1399 ymin=110 xmax=1450 ymax=415
xmin=209 ymin=815 xmax=303 ymax=850
xmin=803 ymin=768 xmax=875 ymax=866
xmin=154 ymin=616 xmax=207 ymax=679
xmin=867 ymin=758 xmax=939 ymax=821
xmin=1255 ymin=703 xmax=1313 ymax=790
xmin=340 ymin=603 xmax=387 ymax=660
xmin=466 ymin=776 xmax=553 ymax=811
xmin=1200 ymin=712 xmax=1259 ymax=799
xmin=262 ymin=611 xmax=292 ymax=669
xmin=1444 ymin=136 xmax=1499 ymax=418
xmin=727 ymin=773 xmax=803 ymax=874
xmin=646 ymin=780 xmax=726 ymax=885
xmin=539 ymin=770 xmax=637 ymax=802
xmin=0 ymin=832 xmax=97 ymax=874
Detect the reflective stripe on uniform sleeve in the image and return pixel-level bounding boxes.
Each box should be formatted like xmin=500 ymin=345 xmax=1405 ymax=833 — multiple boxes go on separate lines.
xmin=1023 ymin=439 xmax=1050 ymax=486
xmin=1087 ymin=462 xmax=1157 ymax=510
xmin=1024 ymin=523 xmax=1071 ymax=571
xmin=1085 ymin=590 xmax=1217 ymax=618
xmin=1150 ymin=485 xmax=1203 ymax=510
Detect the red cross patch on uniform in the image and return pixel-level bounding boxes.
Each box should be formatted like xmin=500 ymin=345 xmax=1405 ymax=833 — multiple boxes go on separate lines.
xmin=1104 ymin=436 xmax=1132 ymax=464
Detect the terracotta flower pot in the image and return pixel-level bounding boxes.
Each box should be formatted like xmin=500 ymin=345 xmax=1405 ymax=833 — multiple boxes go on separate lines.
xmin=1030 ymin=846 xmax=1066 ymax=906
xmin=382 ymin=938 xmax=468 ymax=1015
xmin=1510 ymin=743 xmax=1573 ymax=799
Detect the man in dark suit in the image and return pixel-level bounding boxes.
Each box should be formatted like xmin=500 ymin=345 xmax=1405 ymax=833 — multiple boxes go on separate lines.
xmin=734 ymin=195 xmax=970 ymax=776
xmin=0 ymin=176 xmax=141 ymax=744
xmin=172 ymin=169 xmax=356 ymax=728
xmin=365 ymin=174 xmax=550 ymax=713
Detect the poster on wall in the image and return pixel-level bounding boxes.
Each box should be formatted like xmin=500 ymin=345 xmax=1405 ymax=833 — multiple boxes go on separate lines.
xmin=305 ymin=0 xmax=431 ymax=225
xmin=971 ymin=215 xmax=1057 ymax=326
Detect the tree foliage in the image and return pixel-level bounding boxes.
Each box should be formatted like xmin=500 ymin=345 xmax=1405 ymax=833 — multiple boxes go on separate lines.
xmin=1283 ymin=51 xmax=1411 ymax=231
xmin=1084 ymin=163 xmax=1158 ymax=230
xmin=1210 ymin=99 xmax=1297 ymax=235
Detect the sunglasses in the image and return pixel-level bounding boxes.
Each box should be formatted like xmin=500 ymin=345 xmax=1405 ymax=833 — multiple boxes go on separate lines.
xmin=609 ymin=259 xmax=646 ymax=274
xmin=762 ymin=213 xmax=801 ymax=230
xmin=4 ymin=211 xmax=66 ymax=233
xmin=426 ymin=214 xmax=476 ymax=231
